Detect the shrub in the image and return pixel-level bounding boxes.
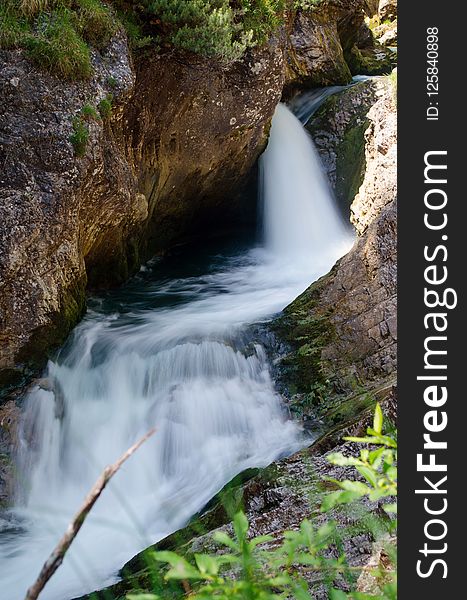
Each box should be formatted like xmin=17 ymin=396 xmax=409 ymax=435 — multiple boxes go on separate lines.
xmin=240 ymin=0 xmax=285 ymax=44
xmin=76 ymin=0 xmax=119 ymax=50
xmin=147 ymin=0 xmax=285 ymax=61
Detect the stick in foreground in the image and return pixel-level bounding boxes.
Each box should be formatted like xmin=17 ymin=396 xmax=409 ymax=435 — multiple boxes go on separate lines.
xmin=25 ymin=428 xmax=156 ymax=600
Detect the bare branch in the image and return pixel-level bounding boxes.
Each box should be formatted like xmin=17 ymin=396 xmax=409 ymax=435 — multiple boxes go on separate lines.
xmin=25 ymin=428 xmax=156 ymax=600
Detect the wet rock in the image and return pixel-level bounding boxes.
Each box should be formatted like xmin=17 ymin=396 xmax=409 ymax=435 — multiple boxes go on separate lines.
xmin=307 ymin=78 xmax=381 ymax=213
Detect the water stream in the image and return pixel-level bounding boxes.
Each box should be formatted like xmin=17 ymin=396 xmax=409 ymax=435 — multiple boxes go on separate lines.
xmin=0 ymin=104 xmax=353 ymax=600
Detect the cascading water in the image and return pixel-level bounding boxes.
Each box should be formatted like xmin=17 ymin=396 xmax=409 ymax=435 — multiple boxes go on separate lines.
xmin=0 ymin=104 xmax=353 ymax=600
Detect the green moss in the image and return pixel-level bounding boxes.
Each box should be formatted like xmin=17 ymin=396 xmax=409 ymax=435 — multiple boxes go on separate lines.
xmin=345 ymin=44 xmax=393 ymax=76
xmin=336 ymin=120 xmax=368 ymax=210
xmin=272 ymin=279 xmax=336 ymax=413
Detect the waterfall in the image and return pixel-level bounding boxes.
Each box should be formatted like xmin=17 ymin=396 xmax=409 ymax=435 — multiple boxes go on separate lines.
xmin=260 ymin=104 xmax=351 ymax=264
xmin=0 ymin=104 xmax=353 ymax=600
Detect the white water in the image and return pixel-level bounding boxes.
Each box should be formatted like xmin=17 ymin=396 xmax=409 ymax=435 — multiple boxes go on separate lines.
xmin=0 ymin=104 xmax=353 ymax=600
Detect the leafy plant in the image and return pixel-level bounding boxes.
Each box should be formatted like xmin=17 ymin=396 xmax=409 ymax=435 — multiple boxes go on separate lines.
xmin=125 ymin=404 xmax=397 ymax=600
xmin=321 ymin=403 xmax=397 ymax=516
xmin=81 ymin=103 xmax=100 ymax=120
xmin=127 ymin=512 xmax=347 ymax=600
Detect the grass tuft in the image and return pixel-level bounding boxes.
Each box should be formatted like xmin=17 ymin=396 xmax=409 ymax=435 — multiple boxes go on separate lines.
xmin=98 ymin=95 xmax=113 ymax=119
xmin=76 ymin=0 xmax=118 ymax=50
xmin=70 ymin=115 xmax=90 ymax=157
xmin=24 ymin=9 xmax=92 ymax=79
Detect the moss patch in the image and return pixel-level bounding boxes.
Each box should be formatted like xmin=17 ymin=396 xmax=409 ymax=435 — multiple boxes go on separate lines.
xmin=335 ymin=119 xmax=368 ymax=208
xmin=345 ymin=44 xmax=393 ymax=76
xmin=271 ymin=276 xmax=336 ymax=414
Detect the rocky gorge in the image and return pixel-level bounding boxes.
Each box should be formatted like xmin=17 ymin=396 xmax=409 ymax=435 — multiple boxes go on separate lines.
xmin=0 ymin=1 xmax=397 ymax=598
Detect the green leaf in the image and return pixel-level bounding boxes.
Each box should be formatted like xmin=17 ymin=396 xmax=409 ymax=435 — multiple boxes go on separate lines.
xmin=233 ymin=511 xmax=249 ymax=542
xmin=356 ymin=465 xmax=378 ymax=488
xmin=368 ymin=447 xmax=385 ymax=467
xmin=291 ymin=583 xmax=314 ymax=600
xmin=321 ymin=490 xmax=361 ymax=512
xmin=340 ymin=480 xmax=371 ymax=495
xmin=249 ymin=534 xmax=274 ymax=548
xmin=329 ymin=589 xmax=348 ymax=600
xmin=366 ymin=430 xmax=397 ymax=448
xmin=126 ymin=595 xmax=159 ymax=600
xmin=373 ymin=403 xmax=383 ymax=435
xmin=195 ymin=553 xmax=220 ymax=576
xmin=153 ymin=551 xmax=201 ymax=580
xmin=383 ymin=502 xmax=398 ymax=514
xmin=213 ymin=530 xmax=238 ymax=551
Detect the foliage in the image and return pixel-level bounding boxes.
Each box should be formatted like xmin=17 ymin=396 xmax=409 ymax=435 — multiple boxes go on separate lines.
xmin=70 ymin=115 xmax=90 ymax=156
xmin=127 ymin=512 xmax=349 ymax=600
xmin=146 ymin=0 xmax=285 ymax=60
xmin=81 ymin=102 xmax=100 ymax=119
xmin=0 ymin=0 xmax=119 ymax=78
xmin=1 ymin=0 xmax=289 ymax=67
xmin=321 ymin=403 xmax=397 ymax=517
xmin=24 ymin=8 xmax=93 ymax=79
xmin=239 ymin=0 xmax=285 ymax=45
xmin=147 ymin=0 xmax=244 ymax=61
xmin=0 ymin=3 xmax=31 ymax=48
xmin=125 ymin=404 xmax=397 ymax=600
xmin=76 ymin=0 xmax=119 ymax=49
xmin=98 ymin=94 xmax=113 ymax=119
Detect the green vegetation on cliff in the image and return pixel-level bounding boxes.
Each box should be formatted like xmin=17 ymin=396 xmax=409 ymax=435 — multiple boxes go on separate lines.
xmin=0 ymin=0 xmax=293 ymax=76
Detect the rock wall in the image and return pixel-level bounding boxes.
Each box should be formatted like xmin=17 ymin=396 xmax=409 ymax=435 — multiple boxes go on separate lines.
xmin=0 ymin=37 xmax=285 ymax=391
xmin=274 ymin=76 xmax=397 ymax=420
xmin=0 ymin=0 xmax=376 ymax=394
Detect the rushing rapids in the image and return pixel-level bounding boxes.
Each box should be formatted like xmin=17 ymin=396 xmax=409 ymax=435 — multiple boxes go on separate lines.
xmin=0 ymin=104 xmax=353 ymax=600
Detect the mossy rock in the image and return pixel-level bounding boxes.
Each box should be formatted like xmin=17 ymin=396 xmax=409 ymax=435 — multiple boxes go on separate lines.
xmin=306 ymin=79 xmax=379 ymax=216
xmin=345 ymin=44 xmax=394 ymax=76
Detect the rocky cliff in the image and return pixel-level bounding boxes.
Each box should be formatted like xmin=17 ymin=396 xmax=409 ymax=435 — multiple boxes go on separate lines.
xmin=0 ymin=0 xmax=385 ymax=395
xmin=274 ymin=77 xmax=396 ymax=424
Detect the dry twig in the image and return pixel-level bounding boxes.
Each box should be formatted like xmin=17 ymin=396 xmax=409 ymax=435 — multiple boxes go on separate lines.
xmin=25 ymin=428 xmax=156 ymax=600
